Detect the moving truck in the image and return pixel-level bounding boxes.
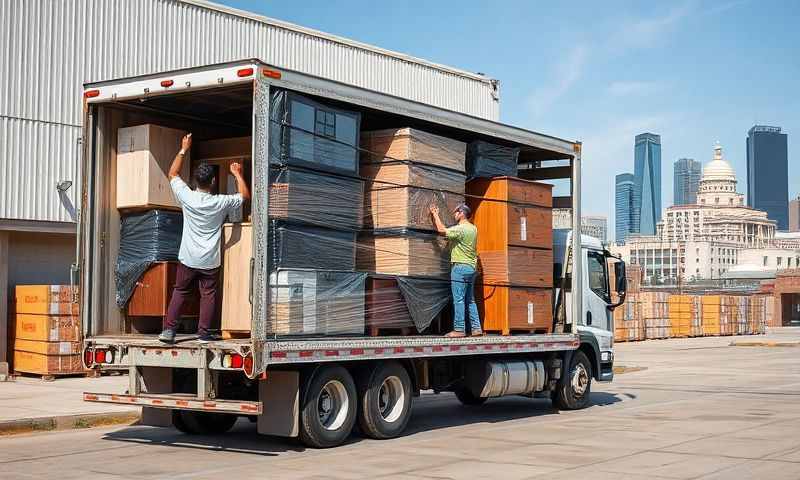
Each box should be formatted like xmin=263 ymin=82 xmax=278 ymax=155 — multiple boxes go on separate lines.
xmin=78 ymin=59 xmax=627 ymax=448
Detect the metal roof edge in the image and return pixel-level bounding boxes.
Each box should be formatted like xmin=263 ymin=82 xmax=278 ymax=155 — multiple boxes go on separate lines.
xmin=178 ymin=0 xmax=497 ymax=84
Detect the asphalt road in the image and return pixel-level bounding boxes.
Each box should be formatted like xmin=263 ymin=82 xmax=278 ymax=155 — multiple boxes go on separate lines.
xmin=2 ymin=335 xmax=800 ymax=480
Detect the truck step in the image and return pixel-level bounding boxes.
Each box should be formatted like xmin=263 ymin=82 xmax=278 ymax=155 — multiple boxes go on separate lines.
xmin=84 ymin=392 xmax=262 ymax=415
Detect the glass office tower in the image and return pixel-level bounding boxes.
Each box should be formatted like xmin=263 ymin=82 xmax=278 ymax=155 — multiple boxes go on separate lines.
xmin=634 ymin=133 xmax=662 ymax=235
xmin=747 ymin=125 xmax=789 ymax=230
xmin=615 ymin=173 xmax=635 ymax=242
xmin=674 ymin=158 xmax=701 ymax=205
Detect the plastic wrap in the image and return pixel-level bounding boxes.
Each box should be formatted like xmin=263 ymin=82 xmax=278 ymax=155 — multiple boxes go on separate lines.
xmin=269 ymin=167 xmax=364 ymax=230
xmin=395 ymin=276 xmax=451 ymax=332
xmin=361 ymin=128 xmax=466 ymax=172
xmin=357 ymin=229 xmax=450 ymax=279
xmin=360 ymin=160 xmax=466 ymax=193
xmin=268 ymin=269 xmax=367 ymax=336
xmin=115 ymin=210 xmax=183 ymax=308
xmin=270 ymin=89 xmax=361 ymax=175
xmin=271 ymin=222 xmax=356 ymax=271
xmin=365 ymin=187 xmax=464 ymax=231
xmin=466 ymin=141 xmax=520 ymax=179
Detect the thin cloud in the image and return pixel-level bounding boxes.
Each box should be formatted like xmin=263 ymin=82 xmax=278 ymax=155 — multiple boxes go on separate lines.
xmin=606 ymin=2 xmax=692 ymax=54
xmin=526 ymin=45 xmax=588 ymax=118
xmin=607 ymin=81 xmax=666 ymax=97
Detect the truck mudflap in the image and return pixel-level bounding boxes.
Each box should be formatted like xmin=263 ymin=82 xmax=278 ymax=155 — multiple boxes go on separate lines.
xmin=83 ymin=392 xmax=262 ymax=415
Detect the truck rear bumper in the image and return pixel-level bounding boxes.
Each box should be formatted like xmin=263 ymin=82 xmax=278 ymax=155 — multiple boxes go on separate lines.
xmin=84 ymin=392 xmax=262 ymax=415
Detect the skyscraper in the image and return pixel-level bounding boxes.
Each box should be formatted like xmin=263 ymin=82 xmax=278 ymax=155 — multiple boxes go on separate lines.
xmin=615 ymin=173 xmax=635 ymax=242
xmin=747 ymin=125 xmax=789 ymax=230
xmin=634 ymin=133 xmax=662 ymax=235
xmin=790 ymin=197 xmax=800 ymax=232
xmin=673 ymin=158 xmax=701 ymax=205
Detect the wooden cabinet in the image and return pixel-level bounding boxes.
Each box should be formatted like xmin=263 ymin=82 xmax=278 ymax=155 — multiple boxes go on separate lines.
xmin=357 ymin=232 xmax=450 ymax=278
xmin=221 ymin=223 xmax=252 ymax=334
xmin=478 ymin=247 xmax=553 ymax=288
xmin=467 ymin=176 xmax=552 ymax=208
xmin=469 ymin=197 xmax=552 ymax=250
xmin=128 ymin=262 xmax=199 ymax=317
xmin=195 ymin=136 xmax=252 ymax=222
xmin=116 ymin=124 xmax=189 ymax=210
xmin=361 ymin=128 xmax=466 ymax=172
xmin=479 ymin=286 xmax=552 ymax=335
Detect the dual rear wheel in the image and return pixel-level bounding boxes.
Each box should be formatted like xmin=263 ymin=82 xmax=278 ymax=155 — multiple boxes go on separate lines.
xmin=298 ymin=362 xmax=413 ymax=448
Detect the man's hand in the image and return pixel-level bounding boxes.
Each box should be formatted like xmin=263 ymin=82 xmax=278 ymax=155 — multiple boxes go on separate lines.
xmin=429 ymin=204 xmax=440 ymax=216
xmin=181 ymin=133 xmax=192 ymax=152
xmin=230 ymin=162 xmax=243 ymax=177
xmin=230 ymin=162 xmax=251 ymax=200
xmin=429 ymin=203 xmax=446 ymax=234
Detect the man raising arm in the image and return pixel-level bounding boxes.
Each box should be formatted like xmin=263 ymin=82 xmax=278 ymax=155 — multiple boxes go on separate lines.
xmin=430 ymin=203 xmax=483 ymax=337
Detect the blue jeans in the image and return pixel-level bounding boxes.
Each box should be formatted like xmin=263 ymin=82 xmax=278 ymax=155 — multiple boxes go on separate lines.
xmin=451 ymin=263 xmax=481 ymax=333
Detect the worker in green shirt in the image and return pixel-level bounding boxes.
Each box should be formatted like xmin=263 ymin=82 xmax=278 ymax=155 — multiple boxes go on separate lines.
xmin=430 ymin=203 xmax=483 ymax=337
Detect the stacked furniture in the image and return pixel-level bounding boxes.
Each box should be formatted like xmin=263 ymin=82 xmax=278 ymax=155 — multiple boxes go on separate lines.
xmin=467 ymin=175 xmax=553 ymax=335
xmin=358 ymin=128 xmax=467 ymax=335
xmin=12 ymin=285 xmax=84 ymax=379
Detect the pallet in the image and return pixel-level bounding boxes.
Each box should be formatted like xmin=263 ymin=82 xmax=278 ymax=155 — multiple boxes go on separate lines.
xmin=222 ymin=330 xmax=250 ymax=340
xmin=13 ymin=370 xmax=97 ymax=382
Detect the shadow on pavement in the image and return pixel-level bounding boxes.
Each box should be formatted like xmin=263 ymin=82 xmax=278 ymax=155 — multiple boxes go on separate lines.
xmin=100 ymin=390 xmax=623 ymax=454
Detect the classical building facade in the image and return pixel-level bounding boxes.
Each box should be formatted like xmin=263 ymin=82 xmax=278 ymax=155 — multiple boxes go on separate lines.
xmin=617 ymin=144 xmax=784 ymax=284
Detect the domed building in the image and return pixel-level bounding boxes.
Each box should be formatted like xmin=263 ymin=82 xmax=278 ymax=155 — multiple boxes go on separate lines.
xmin=621 ymin=144 xmax=778 ymax=283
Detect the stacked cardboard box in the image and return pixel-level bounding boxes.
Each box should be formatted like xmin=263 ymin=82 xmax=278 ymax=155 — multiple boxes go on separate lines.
xmin=13 ymin=285 xmax=84 ymax=378
xmin=689 ymin=295 xmax=703 ymax=337
xmin=668 ymin=295 xmax=691 ymax=338
xmin=467 ymin=176 xmax=554 ymax=335
xmin=613 ymin=295 xmax=644 ymax=342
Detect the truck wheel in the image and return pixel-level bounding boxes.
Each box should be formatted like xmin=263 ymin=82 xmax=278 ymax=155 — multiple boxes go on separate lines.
xmin=299 ymin=365 xmax=357 ymax=448
xmin=553 ymin=351 xmax=592 ymax=410
xmin=454 ymin=387 xmax=487 ymax=406
xmin=172 ymin=410 xmax=238 ymax=434
xmin=356 ymin=362 xmax=413 ymax=439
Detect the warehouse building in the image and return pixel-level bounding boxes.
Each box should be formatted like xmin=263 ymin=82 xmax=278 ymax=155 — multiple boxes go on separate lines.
xmin=0 ymin=0 xmax=502 ymax=366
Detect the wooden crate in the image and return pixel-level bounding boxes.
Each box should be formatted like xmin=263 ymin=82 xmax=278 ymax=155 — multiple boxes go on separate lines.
xmin=221 ymin=223 xmax=252 ymax=334
xmin=14 ymin=339 xmax=81 ymax=355
xmin=467 ymin=176 xmax=553 ymax=208
xmin=14 ymin=285 xmax=78 ymax=315
xmin=360 ymin=161 xmax=465 ymax=193
xmin=14 ymin=314 xmax=80 ymax=342
xmin=479 ymin=286 xmax=552 ymax=335
xmin=127 ymin=262 xmax=199 ymax=317
xmin=116 ymin=124 xmax=189 ymax=210
xmin=357 ymin=232 xmax=450 ymax=278
xmin=365 ymin=186 xmax=465 ymax=231
xmin=478 ymin=247 xmax=553 ymax=288
xmin=365 ymin=277 xmax=415 ymax=335
xmin=13 ymin=350 xmax=83 ymax=376
xmin=361 ymin=128 xmax=466 ymax=172
xmin=468 ymin=196 xmax=552 ymax=250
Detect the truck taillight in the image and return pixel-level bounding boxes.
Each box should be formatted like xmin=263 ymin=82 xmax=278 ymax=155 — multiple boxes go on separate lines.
xmin=237 ymin=68 xmax=254 ymax=77
xmin=243 ymin=355 xmax=254 ymax=377
xmin=95 ymin=349 xmax=107 ymax=364
xmin=223 ymin=353 xmax=244 ymax=369
xmin=160 ymin=79 xmax=174 ymax=87
xmin=84 ymin=89 xmax=100 ymax=98
xmin=263 ymin=68 xmax=281 ymax=79
xmin=84 ymin=349 xmax=94 ymax=367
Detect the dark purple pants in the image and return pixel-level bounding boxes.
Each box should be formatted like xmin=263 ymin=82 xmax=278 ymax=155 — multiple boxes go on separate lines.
xmin=164 ymin=263 xmax=219 ymax=336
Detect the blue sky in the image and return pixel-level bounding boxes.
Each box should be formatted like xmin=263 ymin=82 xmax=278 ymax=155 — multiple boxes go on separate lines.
xmin=220 ymin=0 xmax=798 ymax=238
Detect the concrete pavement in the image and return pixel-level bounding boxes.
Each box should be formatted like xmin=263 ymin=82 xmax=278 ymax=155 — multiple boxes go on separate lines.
xmin=0 ymin=334 xmax=799 ymax=479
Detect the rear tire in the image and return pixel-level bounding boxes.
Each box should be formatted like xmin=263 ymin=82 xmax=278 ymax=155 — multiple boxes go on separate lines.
xmin=454 ymin=387 xmax=488 ymax=406
xmin=356 ymin=362 xmax=413 ymax=440
xmin=553 ymin=351 xmax=592 ymax=410
xmin=299 ymin=365 xmax=357 ymax=448
xmin=172 ymin=411 xmax=238 ymax=434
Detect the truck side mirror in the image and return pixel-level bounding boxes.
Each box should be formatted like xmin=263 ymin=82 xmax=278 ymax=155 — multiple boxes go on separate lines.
xmin=614 ymin=261 xmax=627 ymax=295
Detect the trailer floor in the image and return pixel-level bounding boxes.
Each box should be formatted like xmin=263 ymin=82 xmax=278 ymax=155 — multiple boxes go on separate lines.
xmin=2 ymin=334 xmax=800 ymax=479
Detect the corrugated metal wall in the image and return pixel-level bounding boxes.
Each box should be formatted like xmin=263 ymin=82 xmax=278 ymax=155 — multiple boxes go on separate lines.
xmin=0 ymin=0 xmax=499 ymax=223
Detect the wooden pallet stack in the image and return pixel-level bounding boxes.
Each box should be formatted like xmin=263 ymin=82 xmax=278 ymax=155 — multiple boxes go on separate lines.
xmin=12 ymin=285 xmax=85 ymax=380
xmin=689 ymin=295 xmax=703 ymax=337
xmin=357 ymin=128 xmax=467 ymax=336
xmin=668 ymin=295 xmax=691 ymax=338
xmin=613 ymin=294 xmax=644 ymax=342
xmin=641 ymin=291 xmax=670 ymax=339
xmin=467 ymin=176 xmax=554 ymax=335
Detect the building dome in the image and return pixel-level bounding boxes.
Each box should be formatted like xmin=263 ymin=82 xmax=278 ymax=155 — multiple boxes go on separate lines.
xmin=702 ymin=143 xmax=736 ymax=181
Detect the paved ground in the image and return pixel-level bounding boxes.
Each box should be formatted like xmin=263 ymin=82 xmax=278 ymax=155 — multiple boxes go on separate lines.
xmin=1 ymin=335 xmax=800 ymax=479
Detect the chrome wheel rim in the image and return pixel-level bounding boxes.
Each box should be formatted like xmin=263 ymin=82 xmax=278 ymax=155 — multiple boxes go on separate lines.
xmin=378 ymin=376 xmax=405 ymax=423
xmin=571 ymin=363 xmax=589 ymax=397
xmin=318 ymin=380 xmax=349 ymax=430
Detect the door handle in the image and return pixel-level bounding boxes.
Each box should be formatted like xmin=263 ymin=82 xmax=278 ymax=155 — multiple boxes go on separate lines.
xmin=586 ymin=311 xmax=592 ymax=326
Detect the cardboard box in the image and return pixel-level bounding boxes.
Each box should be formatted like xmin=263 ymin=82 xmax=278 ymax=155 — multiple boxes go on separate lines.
xmin=14 ymin=285 xmax=78 ymax=315
xmin=361 ymin=128 xmax=466 ymax=172
xmin=357 ymin=232 xmax=450 ymax=278
xmin=116 ymin=124 xmax=189 ymax=210
xmin=364 ymin=186 xmax=464 ymax=231
xmin=14 ymin=339 xmax=82 ymax=355
xmin=13 ymin=350 xmax=83 ymax=375
xmin=14 ymin=314 xmax=80 ymax=342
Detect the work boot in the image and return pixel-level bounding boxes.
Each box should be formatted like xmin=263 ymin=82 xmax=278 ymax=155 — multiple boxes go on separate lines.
xmin=197 ymin=332 xmax=219 ymax=343
xmin=158 ymin=329 xmax=176 ymax=344
xmin=445 ymin=331 xmax=466 ymax=338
